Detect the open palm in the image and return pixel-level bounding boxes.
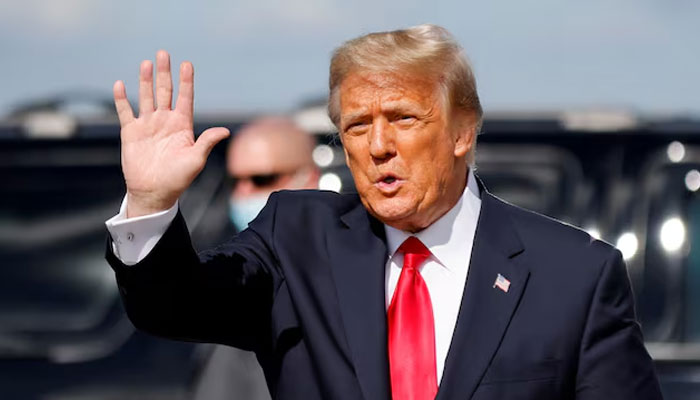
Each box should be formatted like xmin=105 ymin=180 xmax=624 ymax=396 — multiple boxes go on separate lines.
xmin=113 ymin=51 xmax=230 ymax=217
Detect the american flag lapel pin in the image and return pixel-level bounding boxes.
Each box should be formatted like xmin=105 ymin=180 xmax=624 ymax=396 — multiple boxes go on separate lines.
xmin=493 ymin=273 xmax=511 ymax=293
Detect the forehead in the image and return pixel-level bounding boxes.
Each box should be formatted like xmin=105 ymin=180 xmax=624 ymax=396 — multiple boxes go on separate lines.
xmin=228 ymin=135 xmax=276 ymax=174
xmin=228 ymin=135 xmax=304 ymax=175
xmin=339 ymin=71 xmax=442 ymax=113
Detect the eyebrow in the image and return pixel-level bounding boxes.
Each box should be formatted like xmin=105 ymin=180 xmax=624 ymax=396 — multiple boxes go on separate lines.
xmin=343 ymin=101 xmax=420 ymax=118
xmin=341 ymin=110 xmax=369 ymax=124
xmin=340 ymin=99 xmax=432 ymax=129
xmin=340 ymin=110 xmax=371 ymax=130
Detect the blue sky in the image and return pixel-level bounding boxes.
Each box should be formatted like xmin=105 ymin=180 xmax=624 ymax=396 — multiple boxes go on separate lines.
xmin=1 ymin=0 xmax=698 ymax=117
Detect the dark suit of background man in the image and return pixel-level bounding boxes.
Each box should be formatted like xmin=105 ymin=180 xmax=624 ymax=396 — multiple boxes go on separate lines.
xmin=105 ymin=24 xmax=663 ymax=399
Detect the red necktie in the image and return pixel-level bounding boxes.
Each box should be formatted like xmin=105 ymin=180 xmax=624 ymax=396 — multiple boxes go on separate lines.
xmin=388 ymin=236 xmax=438 ymax=400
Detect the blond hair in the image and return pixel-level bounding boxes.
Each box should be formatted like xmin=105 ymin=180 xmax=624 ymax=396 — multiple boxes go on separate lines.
xmin=328 ymin=24 xmax=482 ymax=163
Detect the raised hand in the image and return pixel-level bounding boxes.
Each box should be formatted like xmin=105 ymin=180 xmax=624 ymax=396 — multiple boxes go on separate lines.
xmin=113 ymin=51 xmax=230 ymax=218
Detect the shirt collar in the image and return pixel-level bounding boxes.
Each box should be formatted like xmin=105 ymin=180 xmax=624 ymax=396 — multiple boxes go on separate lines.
xmin=384 ymin=168 xmax=482 ymax=271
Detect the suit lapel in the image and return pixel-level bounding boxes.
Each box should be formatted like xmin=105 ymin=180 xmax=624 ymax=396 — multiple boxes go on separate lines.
xmin=436 ymin=189 xmax=530 ymax=400
xmin=328 ymin=200 xmax=391 ymax=400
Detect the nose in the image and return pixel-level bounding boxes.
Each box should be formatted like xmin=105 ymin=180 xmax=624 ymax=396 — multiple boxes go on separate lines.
xmin=368 ymin=118 xmax=396 ymax=161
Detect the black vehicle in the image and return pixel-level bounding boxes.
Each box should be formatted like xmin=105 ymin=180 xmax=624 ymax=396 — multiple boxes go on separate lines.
xmin=1 ymin=106 xmax=700 ymax=399
xmin=0 ymin=106 xmax=246 ymax=399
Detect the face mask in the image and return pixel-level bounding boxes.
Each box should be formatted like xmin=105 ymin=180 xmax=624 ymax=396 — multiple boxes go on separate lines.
xmin=228 ymin=194 xmax=270 ymax=231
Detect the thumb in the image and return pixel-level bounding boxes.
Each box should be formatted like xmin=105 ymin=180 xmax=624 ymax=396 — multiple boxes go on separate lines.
xmin=195 ymin=127 xmax=230 ymax=159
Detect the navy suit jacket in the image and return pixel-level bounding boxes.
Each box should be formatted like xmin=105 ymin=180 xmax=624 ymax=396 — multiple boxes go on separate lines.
xmin=106 ymin=184 xmax=662 ymax=400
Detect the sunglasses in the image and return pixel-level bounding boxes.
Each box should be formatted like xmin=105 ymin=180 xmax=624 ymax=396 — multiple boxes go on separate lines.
xmin=227 ymin=173 xmax=284 ymax=189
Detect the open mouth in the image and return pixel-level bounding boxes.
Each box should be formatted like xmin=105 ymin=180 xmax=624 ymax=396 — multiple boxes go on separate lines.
xmin=376 ymin=173 xmax=403 ymax=192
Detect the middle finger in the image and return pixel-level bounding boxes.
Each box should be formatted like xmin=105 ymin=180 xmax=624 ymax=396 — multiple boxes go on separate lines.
xmin=155 ymin=50 xmax=173 ymax=110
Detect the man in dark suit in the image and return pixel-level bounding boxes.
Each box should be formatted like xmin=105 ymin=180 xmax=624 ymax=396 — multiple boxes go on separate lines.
xmin=106 ymin=25 xmax=662 ymax=399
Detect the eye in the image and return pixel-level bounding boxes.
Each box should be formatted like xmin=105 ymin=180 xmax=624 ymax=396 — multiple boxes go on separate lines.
xmin=344 ymin=121 xmax=368 ymax=134
xmin=395 ymin=115 xmax=416 ymax=124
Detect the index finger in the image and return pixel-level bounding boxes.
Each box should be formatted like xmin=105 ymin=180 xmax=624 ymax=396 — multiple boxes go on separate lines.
xmin=113 ymin=80 xmax=134 ymax=125
xmin=175 ymin=61 xmax=194 ymax=118
xmin=139 ymin=60 xmax=155 ymax=116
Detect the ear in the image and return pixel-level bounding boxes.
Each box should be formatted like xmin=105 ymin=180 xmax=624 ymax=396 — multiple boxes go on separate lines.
xmin=453 ymin=113 xmax=477 ymax=158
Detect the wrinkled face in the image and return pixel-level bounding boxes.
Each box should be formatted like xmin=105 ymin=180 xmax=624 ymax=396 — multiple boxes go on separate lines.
xmin=339 ymin=71 xmax=475 ymax=232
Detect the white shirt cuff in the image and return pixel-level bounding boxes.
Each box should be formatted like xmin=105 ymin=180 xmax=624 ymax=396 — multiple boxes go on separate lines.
xmin=105 ymin=196 xmax=179 ymax=266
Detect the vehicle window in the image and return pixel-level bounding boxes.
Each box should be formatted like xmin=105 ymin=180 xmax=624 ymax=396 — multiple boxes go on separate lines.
xmin=476 ymin=144 xmax=586 ymax=224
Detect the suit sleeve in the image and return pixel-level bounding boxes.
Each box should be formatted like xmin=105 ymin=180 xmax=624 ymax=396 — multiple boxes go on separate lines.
xmin=575 ymin=249 xmax=663 ymax=399
xmin=105 ymin=193 xmax=282 ymax=353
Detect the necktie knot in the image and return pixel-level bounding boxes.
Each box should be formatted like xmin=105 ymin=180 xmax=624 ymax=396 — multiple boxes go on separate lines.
xmin=398 ymin=236 xmax=431 ymax=270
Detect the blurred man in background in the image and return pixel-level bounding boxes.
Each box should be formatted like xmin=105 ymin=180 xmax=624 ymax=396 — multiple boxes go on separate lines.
xmin=192 ymin=116 xmax=318 ymax=400
xmin=226 ymin=117 xmax=319 ymax=233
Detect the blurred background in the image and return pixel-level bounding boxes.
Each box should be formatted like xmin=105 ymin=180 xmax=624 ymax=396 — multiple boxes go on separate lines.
xmin=1 ymin=0 xmax=700 ymax=399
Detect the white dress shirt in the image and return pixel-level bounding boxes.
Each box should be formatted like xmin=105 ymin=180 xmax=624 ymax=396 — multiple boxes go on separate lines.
xmin=384 ymin=168 xmax=481 ymax=383
xmin=105 ymin=169 xmax=482 ymax=383
xmin=105 ymin=197 xmax=179 ymax=265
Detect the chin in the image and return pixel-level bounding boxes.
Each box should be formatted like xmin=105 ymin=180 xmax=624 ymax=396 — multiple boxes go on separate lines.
xmin=365 ymin=197 xmax=418 ymax=228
